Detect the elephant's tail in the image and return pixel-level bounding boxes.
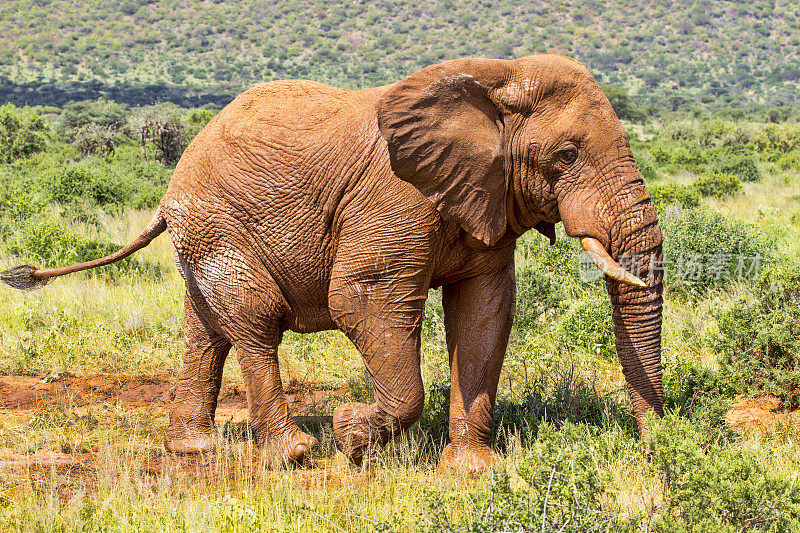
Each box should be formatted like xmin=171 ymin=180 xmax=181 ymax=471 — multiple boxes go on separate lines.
xmin=1 ymin=210 xmax=168 ymax=290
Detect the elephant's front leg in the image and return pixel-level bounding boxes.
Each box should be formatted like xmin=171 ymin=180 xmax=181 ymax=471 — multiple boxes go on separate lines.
xmin=441 ymin=261 xmax=515 ymax=472
xmin=329 ymin=272 xmax=428 ymax=466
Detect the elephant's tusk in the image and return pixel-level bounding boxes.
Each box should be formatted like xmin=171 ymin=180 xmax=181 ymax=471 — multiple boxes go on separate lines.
xmin=580 ymin=237 xmax=647 ymax=288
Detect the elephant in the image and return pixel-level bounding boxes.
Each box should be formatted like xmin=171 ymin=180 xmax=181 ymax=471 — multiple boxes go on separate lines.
xmin=2 ymin=55 xmax=663 ymax=472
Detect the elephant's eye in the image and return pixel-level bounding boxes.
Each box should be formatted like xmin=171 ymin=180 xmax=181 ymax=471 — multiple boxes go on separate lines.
xmin=556 ymin=147 xmax=578 ymax=165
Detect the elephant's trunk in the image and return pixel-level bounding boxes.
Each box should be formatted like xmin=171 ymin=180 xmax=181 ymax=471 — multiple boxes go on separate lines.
xmin=604 ymin=168 xmax=664 ymax=434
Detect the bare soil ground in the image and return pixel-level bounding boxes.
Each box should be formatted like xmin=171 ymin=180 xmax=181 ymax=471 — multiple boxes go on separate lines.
xmin=725 ymin=395 xmax=800 ymax=433
xmin=0 ymin=373 xmax=347 ymax=478
xmin=0 ymin=373 xmax=344 ymax=412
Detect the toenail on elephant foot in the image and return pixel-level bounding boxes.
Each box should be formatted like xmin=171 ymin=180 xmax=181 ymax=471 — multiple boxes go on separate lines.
xmin=164 ymin=429 xmax=219 ymax=454
xmin=332 ymin=402 xmax=388 ymax=466
xmin=440 ymin=443 xmax=497 ymax=472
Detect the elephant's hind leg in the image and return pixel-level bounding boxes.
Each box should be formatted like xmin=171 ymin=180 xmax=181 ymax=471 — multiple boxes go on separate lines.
xmin=233 ymin=330 xmax=319 ymax=465
xmin=213 ymin=266 xmax=317 ymax=465
xmin=168 ymin=243 xmax=317 ymax=464
xmin=166 ymin=291 xmax=231 ymax=453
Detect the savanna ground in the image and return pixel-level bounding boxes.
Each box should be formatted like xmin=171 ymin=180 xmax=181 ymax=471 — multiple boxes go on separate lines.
xmin=1 ymin=102 xmax=800 ymax=531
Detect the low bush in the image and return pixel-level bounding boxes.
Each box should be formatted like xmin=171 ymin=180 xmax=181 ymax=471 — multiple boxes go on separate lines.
xmin=652 ymin=414 xmax=800 ymax=532
xmin=693 ymin=172 xmax=742 ymax=199
xmin=516 ymin=229 xmax=585 ymax=289
xmin=58 ymin=99 xmax=129 ymax=140
xmin=718 ymin=156 xmax=762 ymax=182
xmin=648 ymin=182 xmax=700 ymax=213
xmin=514 ymin=265 xmax=566 ymax=331
xmin=416 ymin=367 xmax=636 ymax=455
xmin=0 ymin=192 xmax=44 ymax=223
xmin=712 ymin=259 xmax=800 ymax=408
xmin=754 ymin=123 xmax=800 ymax=154
xmin=0 ymin=103 xmax=49 ymax=163
xmin=636 ymin=157 xmax=659 ymax=181
xmin=663 ymin=363 xmax=731 ymax=429
xmin=650 ymin=145 xmax=673 ymax=164
xmin=421 ymin=288 xmax=445 ymax=345
xmin=493 ymin=366 xmax=636 ymax=444
xmin=404 ymin=418 xmax=639 ymax=532
xmin=673 ymin=145 xmax=708 ymax=169
xmin=556 ymin=295 xmax=616 ymax=361
xmin=777 ymin=151 xmax=800 ymax=171
xmin=43 ymin=164 xmax=129 ymax=206
xmin=661 ymin=208 xmax=771 ymax=290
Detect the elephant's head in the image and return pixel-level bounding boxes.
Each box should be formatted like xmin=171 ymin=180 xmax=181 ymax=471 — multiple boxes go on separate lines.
xmin=376 ymin=55 xmax=663 ymax=431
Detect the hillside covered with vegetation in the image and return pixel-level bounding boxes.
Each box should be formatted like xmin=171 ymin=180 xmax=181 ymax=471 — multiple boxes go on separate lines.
xmin=2 ymin=0 xmax=800 ymax=113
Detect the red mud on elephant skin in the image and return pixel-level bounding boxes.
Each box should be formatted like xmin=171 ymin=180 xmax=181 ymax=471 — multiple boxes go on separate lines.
xmin=1 ymin=54 xmax=665 ymax=471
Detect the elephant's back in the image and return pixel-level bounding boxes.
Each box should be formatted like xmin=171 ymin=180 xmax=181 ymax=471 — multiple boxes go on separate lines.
xmin=170 ymin=79 xmax=383 ymax=193
xmin=208 ymin=79 xmax=358 ymax=136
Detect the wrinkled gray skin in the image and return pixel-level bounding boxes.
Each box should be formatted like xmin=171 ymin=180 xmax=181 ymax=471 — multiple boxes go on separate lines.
xmin=12 ymin=55 xmax=664 ymax=471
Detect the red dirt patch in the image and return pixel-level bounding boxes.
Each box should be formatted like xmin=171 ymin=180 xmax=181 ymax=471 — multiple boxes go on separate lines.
xmin=725 ymin=395 xmax=800 ymax=433
xmin=0 ymin=373 xmax=345 ymax=414
xmin=0 ymin=373 xmax=346 ymax=475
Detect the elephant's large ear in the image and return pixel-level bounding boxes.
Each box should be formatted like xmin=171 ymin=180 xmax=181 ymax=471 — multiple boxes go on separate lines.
xmin=376 ymin=59 xmax=509 ymax=247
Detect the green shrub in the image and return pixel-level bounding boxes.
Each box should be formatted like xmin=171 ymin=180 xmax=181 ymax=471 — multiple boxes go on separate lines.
xmin=663 ymin=364 xmax=731 ymax=429
xmin=0 ymin=192 xmax=44 ymax=222
xmin=719 ymin=156 xmax=761 ymax=182
xmin=43 ymin=164 xmax=129 ymax=206
xmin=556 ymin=295 xmax=615 ymax=360
xmin=421 ymin=288 xmax=445 ymax=345
xmin=693 ymin=173 xmax=742 ymax=199
xmin=754 ymin=123 xmax=800 ymax=154
xmin=712 ymin=260 xmax=800 ymax=408
xmin=650 ymin=146 xmax=673 ymax=164
xmin=648 ymin=183 xmax=701 ymax=213
xmin=493 ymin=367 xmax=636 ymax=442
xmin=601 ymin=84 xmax=642 ymax=122
xmin=636 ymin=157 xmax=659 ymax=180
xmin=652 ymin=415 xmax=800 ymax=532
xmin=59 ymin=98 xmax=129 ymax=141
xmin=416 ymin=367 xmax=636 ymax=457
xmin=0 ymin=103 xmax=49 ymax=163
xmin=516 ymin=229 xmax=584 ymax=288
xmin=697 ymin=119 xmax=732 ymax=147
xmin=393 ymin=420 xmax=639 ymax=532
xmin=673 ymin=145 xmax=708 ymax=168
xmin=514 ymin=265 xmax=566 ymax=331
xmin=661 ymin=208 xmax=771 ymax=290
xmin=777 ymin=151 xmax=800 ymax=171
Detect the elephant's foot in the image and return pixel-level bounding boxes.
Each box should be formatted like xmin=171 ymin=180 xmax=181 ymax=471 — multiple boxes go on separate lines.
xmin=440 ymin=443 xmax=497 ymax=472
xmin=165 ymin=424 xmax=219 ymax=454
xmin=263 ymin=427 xmax=319 ymax=465
xmin=333 ymin=402 xmax=393 ymax=466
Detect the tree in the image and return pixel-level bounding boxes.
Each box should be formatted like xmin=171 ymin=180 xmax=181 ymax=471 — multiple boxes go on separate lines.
xmin=128 ymin=104 xmax=187 ymax=165
xmin=600 ymin=85 xmax=643 ymax=122
xmin=0 ymin=104 xmax=49 ymax=163
xmin=59 ymin=99 xmax=128 ymax=140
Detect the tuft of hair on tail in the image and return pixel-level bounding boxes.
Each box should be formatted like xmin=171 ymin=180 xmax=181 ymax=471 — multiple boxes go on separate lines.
xmin=1 ymin=264 xmax=48 ymax=290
